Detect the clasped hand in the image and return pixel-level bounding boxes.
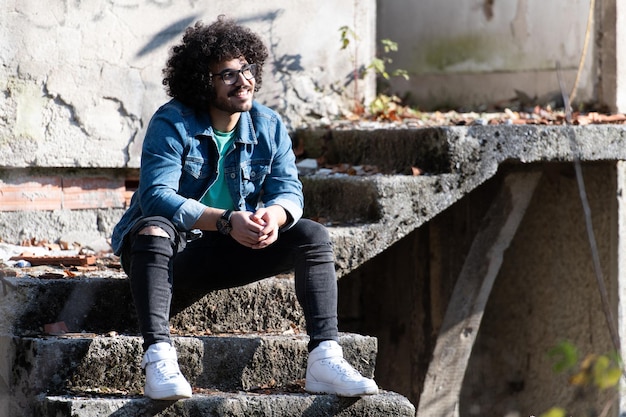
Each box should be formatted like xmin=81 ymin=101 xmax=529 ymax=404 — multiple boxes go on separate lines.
xmin=228 ymin=206 xmax=284 ymax=249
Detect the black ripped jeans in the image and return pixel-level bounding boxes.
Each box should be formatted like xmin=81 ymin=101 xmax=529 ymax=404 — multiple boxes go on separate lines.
xmin=120 ymin=216 xmax=339 ymax=352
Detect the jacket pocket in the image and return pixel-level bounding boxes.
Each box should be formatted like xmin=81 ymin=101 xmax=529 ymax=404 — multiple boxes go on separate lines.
xmin=241 ymin=160 xmax=270 ymax=196
xmin=183 ymin=155 xmax=212 ymax=179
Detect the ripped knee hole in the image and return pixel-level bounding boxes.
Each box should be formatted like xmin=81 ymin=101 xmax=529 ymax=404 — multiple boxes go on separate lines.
xmin=138 ymin=225 xmax=170 ymax=238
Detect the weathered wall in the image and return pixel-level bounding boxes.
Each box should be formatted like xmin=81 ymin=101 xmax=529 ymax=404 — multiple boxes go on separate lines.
xmin=339 ymin=162 xmax=617 ymax=415
xmin=377 ymin=0 xmax=596 ymax=110
xmin=463 ymin=163 xmax=615 ymax=415
xmin=618 ymin=1 xmax=626 ymax=112
xmin=0 ymin=0 xmax=375 ymax=170
xmin=599 ymin=0 xmax=626 ymax=112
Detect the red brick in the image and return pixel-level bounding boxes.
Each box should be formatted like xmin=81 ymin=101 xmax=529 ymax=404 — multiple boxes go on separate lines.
xmin=0 ymin=176 xmax=129 ymax=211
xmin=61 ymin=177 xmax=126 ymax=210
xmin=0 ymin=177 xmax=63 ymax=211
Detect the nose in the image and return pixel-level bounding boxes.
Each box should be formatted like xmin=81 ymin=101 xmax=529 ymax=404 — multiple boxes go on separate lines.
xmin=234 ymin=71 xmax=251 ymax=86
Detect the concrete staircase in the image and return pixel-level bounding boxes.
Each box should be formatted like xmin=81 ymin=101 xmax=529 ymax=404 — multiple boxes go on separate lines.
xmin=4 ymin=123 xmax=626 ymax=417
xmin=2 ymin=272 xmax=414 ymax=416
xmin=1 ymin=123 xmax=445 ymax=417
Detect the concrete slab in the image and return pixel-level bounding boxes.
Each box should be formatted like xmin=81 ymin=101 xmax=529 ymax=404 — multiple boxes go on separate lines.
xmin=295 ymin=124 xmax=626 ymax=175
xmin=294 ymin=124 xmax=626 ymax=276
xmin=39 ymin=391 xmax=415 ymax=417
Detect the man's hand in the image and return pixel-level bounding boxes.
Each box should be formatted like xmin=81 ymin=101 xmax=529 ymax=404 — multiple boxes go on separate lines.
xmin=229 ymin=205 xmax=287 ymax=249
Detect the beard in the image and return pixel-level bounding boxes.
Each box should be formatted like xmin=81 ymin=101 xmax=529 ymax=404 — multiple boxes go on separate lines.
xmin=211 ymin=85 xmax=254 ymax=114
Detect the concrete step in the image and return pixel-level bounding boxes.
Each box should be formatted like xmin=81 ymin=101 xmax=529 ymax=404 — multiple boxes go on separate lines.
xmin=1 ymin=275 xmax=304 ymax=336
xmin=7 ymin=333 xmax=378 ymax=408
xmin=38 ymin=391 xmax=416 ymax=417
xmin=325 ymin=173 xmax=468 ymax=277
xmin=301 ymin=175 xmax=384 ymax=223
xmin=301 ymin=172 xmax=464 ymax=225
xmin=293 ymin=125 xmax=452 ymax=175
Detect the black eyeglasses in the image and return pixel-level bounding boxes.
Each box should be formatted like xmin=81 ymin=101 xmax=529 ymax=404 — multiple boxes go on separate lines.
xmin=210 ymin=63 xmax=257 ymax=85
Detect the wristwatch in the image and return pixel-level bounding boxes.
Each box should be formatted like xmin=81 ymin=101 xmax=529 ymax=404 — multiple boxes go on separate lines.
xmin=216 ymin=209 xmax=233 ymax=235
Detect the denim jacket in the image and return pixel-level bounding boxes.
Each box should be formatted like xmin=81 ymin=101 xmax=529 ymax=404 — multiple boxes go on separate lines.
xmin=111 ymin=99 xmax=304 ymax=255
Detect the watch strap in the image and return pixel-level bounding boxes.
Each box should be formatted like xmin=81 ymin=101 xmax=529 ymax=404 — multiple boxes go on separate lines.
xmin=221 ymin=209 xmax=233 ymax=221
xmin=217 ymin=209 xmax=233 ymax=235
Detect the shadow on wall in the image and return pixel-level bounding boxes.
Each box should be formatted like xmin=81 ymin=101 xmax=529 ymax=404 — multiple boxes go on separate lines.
xmin=134 ymin=10 xmax=291 ymax=58
xmin=135 ymin=10 xmax=310 ymax=124
xmin=135 ymin=15 xmax=200 ymax=58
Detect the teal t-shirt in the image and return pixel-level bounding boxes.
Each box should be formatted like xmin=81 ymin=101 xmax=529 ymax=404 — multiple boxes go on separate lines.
xmin=200 ymin=129 xmax=236 ymax=210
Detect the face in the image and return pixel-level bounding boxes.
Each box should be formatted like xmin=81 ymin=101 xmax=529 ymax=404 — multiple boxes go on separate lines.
xmin=209 ymin=57 xmax=256 ymax=115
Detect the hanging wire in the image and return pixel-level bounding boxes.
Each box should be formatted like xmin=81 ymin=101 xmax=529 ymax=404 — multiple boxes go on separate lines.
xmin=557 ymin=62 xmax=621 ymax=354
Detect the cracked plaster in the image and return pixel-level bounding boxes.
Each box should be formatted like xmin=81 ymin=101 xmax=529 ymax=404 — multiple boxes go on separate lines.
xmin=1 ymin=1 xmax=376 ymax=169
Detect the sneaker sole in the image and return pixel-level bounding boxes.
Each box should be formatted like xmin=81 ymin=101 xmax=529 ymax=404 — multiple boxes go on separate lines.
xmin=305 ymin=381 xmax=379 ymax=397
xmin=144 ymin=387 xmax=193 ymax=401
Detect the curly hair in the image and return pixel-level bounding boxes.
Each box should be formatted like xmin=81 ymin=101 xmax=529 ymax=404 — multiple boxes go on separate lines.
xmin=162 ymin=16 xmax=269 ymax=110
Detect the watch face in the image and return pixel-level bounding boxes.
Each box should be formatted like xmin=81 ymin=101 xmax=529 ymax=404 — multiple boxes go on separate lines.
xmin=217 ymin=217 xmax=232 ymax=235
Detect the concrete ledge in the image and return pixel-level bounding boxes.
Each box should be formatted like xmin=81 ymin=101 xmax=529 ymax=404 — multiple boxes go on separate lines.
xmin=39 ymin=391 xmax=415 ymax=417
xmin=310 ymin=124 xmax=626 ymax=276
xmin=295 ymin=124 xmax=626 ymax=174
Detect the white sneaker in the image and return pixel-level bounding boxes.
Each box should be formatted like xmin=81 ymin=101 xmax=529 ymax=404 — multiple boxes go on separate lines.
xmin=141 ymin=342 xmax=192 ymax=400
xmin=305 ymin=340 xmax=379 ymax=397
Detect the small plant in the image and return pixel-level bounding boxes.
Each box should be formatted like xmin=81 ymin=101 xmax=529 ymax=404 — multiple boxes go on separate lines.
xmin=339 ymin=25 xmax=357 ymax=51
xmin=339 ymin=25 xmax=410 ymax=119
xmin=368 ymin=94 xmax=420 ymax=122
xmin=366 ymin=39 xmax=409 ymax=82
xmin=538 ymin=341 xmax=623 ymax=417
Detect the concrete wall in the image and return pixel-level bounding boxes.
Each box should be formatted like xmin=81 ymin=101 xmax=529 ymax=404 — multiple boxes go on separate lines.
xmin=599 ymin=0 xmax=626 ymax=112
xmin=339 ymin=162 xmax=617 ymax=416
xmin=464 ymin=163 xmax=615 ymax=416
xmin=3 ymin=0 xmax=622 ymax=178
xmin=618 ymin=2 xmax=626 ymax=111
xmin=0 ymin=0 xmax=375 ymax=170
xmin=377 ymin=0 xmax=596 ymax=110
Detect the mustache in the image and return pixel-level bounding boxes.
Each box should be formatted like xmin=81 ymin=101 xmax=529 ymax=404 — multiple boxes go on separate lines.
xmin=228 ymin=86 xmax=251 ymax=97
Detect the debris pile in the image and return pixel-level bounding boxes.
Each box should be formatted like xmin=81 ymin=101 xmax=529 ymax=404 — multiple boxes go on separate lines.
xmin=0 ymin=239 xmax=122 ymax=279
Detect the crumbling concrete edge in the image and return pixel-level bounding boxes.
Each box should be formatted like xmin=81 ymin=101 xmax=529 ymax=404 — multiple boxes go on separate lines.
xmin=330 ymin=124 xmax=626 ymax=277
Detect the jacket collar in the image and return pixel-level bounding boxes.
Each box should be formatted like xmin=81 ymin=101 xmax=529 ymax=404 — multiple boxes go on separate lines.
xmin=234 ymin=110 xmax=257 ymax=145
xmin=194 ymin=106 xmax=257 ymax=145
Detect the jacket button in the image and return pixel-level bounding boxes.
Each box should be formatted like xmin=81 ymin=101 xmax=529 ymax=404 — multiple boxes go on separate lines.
xmin=230 ymin=173 xmax=236 ymax=179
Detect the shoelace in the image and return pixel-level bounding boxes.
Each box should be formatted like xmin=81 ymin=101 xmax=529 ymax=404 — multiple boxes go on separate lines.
xmin=321 ymin=358 xmax=362 ymax=381
xmin=150 ymin=359 xmax=182 ymax=382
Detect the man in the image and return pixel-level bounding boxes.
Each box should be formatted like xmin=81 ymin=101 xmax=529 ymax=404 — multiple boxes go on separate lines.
xmin=111 ymin=16 xmax=378 ymax=401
